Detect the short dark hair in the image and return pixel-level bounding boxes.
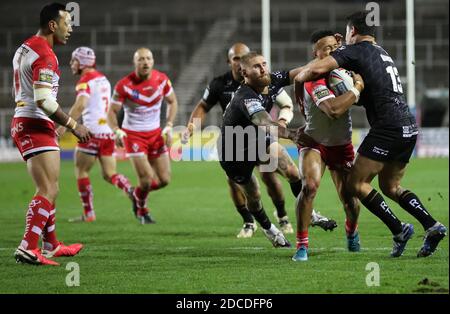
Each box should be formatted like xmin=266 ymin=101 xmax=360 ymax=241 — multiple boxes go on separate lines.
xmin=346 ymin=10 xmax=376 ymax=37
xmin=240 ymin=51 xmax=262 ymax=67
xmin=310 ymin=30 xmax=335 ymax=44
xmin=40 ymin=3 xmax=67 ymax=29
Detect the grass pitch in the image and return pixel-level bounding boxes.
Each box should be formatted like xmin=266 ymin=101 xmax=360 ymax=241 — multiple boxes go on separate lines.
xmin=0 ymin=158 xmax=448 ymax=294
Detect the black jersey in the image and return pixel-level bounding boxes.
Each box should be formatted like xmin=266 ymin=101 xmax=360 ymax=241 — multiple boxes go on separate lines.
xmin=202 ymin=71 xmax=241 ymax=112
xmin=331 ymin=41 xmax=416 ymax=131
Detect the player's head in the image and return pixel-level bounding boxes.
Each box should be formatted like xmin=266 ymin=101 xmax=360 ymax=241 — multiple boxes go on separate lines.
xmin=345 ymin=10 xmax=376 ymax=44
xmin=227 ymin=43 xmax=250 ymax=81
xmin=240 ymin=52 xmax=271 ymax=88
xmin=133 ymin=48 xmax=154 ymax=78
xmin=40 ymin=3 xmax=72 ymax=45
xmin=310 ymin=30 xmax=339 ymax=59
xmin=70 ymin=47 xmax=96 ymax=75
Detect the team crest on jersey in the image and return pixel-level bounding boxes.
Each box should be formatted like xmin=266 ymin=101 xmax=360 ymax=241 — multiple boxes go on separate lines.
xmin=38 ymin=68 xmax=54 ymax=84
xmin=132 ymin=143 xmax=140 ymax=152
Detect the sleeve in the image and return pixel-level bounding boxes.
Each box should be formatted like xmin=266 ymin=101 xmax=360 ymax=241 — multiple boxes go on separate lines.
xmin=111 ymin=81 xmax=126 ymax=106
xmin=31 ymin=53 xmax=57 ymax=87
xmin=271 ymin=70 xmax=291 ymax=91
xmin=331 ymin=45 xmax=359 ymax=70
xmin=241 ymin=97 xmax=266 ymax=120
xmin=162 ymin=74 xmax=174 ymax=97
xmin=201 ymin=78 xmax=221 ymax=111
xmin=305 ymin=78 xmax=335 ymax=106
xmin=75 ymin=79 xmax=91 ymax=98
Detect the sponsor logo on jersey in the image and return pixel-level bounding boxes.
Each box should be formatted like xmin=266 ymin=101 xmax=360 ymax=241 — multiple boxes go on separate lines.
xmin=372 ymin=146 xmax=389 ymax=156
xmin=11 ymin=121 xmax=24 ymax=137
xmin=20 ymin=135 xmax=33 ymax=151
xmin=244 ymin=99 xmax=264 ymax=115
xmin=76 ymin=82 xmax=88 ymax=91
xmin=38 ymin=68 xmax=54 ymax=84
xmin=131 ymin=89 xmax=140 ymax=100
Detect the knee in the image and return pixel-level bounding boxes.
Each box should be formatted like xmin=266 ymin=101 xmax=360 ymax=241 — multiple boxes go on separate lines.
xmin=301 ymin=178 xmax=319 ymax=200
xmin=158 ymin=176 xmax=170 ymax=188
xmin=379 ymin=182 xmax=399 ymax=200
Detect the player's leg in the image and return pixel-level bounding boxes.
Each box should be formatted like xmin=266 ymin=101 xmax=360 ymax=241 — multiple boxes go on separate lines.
xmin=148 ymin=152 xmax=171 ymax=189
xmin=259 ymin=170 xmax=293 ymax=234
xmin=347 ymin=154 xmax=413 ymax=257
xmin=330 ymin=169 xmax=360 ymax=252
xmin=129 ymin=155 xmax=156 ymax=224
xmin=227 ymin=177 xmax=257 ymax=238
xmin=378 ymin=162 xmax=447 ymax=257
xmin=240 ymin=174 xmax=290 ymax=248
xmin=292 ymin=149 xmax=324 ymax=261
xmin=70 ymin=150 xmax=97 ymax=222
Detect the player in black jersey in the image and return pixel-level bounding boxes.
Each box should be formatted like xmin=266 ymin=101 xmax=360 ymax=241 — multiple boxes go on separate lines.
xmin=182 ymin=43 xmax=337 ymax=238
xmin=293 ymin=11 xmax=447 ymax=258
xmin=217 ymin=51 xmax=315 ymax=248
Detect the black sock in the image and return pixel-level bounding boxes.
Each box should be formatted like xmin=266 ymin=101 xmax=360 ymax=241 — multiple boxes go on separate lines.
xmin=289 ymin=180 xmax=302 ymax=198
xmin=273 ymin=199 xmax=287 ymax=218
xmin=398 ymin=190 xmax=436 ymax=230
xmin=250 ymin=207 xmax=271 ymax=230
xmin=236 ymin=205 xmax=254 ymax=224
xmin=361 ymin=189 xmax=403 ymax=235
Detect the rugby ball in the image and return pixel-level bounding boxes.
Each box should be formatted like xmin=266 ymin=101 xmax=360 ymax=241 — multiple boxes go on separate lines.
xmin=328 ymin=68 xmax=354 ymax=96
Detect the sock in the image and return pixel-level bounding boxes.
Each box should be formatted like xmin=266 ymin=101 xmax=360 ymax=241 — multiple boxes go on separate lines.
xmin=77 ymin=177 xmax=94 ymax=216
xmin=289 ymin=180 xmax=302 ymax=197
xmin=110 ymin=173 xmax=132 ymax=194
xmin=133 ymin=187 xmax=149 ymax=209
xmin=236 ymin=205 xmax=254 ymax=224
xmin=42 ymin=203 xmax=59 ymax=251
xmin=273 ymin=199 xmax=287 ymax=219
xmin=251 ymin=207 xmax=271 ymax=230
xmin=345 ymin=219 xmax=358 ymax=237
xmin=361 ymin=189 xmax=402 ymax=235
xmin=398 ymin=190 xmax=437 ymax=230
xmin=296 ymin=231 xmax=309 ymax=249
xmin=20 ymin=196 xmax=52 ymax=250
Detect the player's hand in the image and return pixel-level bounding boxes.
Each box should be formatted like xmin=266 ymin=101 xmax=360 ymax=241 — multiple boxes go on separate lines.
xmin=72 ymin=124 xmax=91 ymax=143
xmin=334 ymin=33 xmax=344 ymax=46
xmin=293 ymin=126 xmax=315 ymax=147
xmin=277 ymin=119 xmax=288 ymax=128
xmin=180 ymin=128 xmax=191 ymax=145
xmin=162 ymin=124 xmax=173 ymax=147
xmin=56 ymin=126 xmax=66 ymax=138
xmin=113 ymin=128 xmax=127 ymax=148
xmin=352 ymin=73 xmax=365 ymax=91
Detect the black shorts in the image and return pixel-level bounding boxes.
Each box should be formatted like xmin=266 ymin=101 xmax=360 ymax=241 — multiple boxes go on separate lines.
xmin=219 ymin=160 xmax=257 ymax=185
xmin=358 ymin=128 xmax=417 ymax=163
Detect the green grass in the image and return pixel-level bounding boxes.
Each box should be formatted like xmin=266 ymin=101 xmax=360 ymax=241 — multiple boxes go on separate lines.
xmin=0 ymin=158 xmax=448 ymax=293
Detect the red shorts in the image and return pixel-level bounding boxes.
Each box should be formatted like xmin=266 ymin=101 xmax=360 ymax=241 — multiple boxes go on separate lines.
xmin=123 ymin=128 xmax=167 ymax=159
xmin=298 ymin=142 xmax=355 ymax=171
xmin=77 ymin=133 xmax=115 ymax=156
xmin=11 ymin=117 xmax=59 ymax=161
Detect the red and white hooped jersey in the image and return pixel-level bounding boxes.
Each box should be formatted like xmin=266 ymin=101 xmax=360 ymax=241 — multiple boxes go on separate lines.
xmin=112 ymin=70 xmax=173 ymax=132
xmin=13 ymin=35 xmax=60 ymax=121
xmin=75 ymin=70 xmax=112 ymax=134
xmin=303 ymin=77 xmax=352 ymax=146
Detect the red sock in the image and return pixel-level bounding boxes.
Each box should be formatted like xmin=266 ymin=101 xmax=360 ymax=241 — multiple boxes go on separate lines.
xmin=42 ymin=203 xmax=59 ymax=251
xmin=345 ymin=219 xmax=358 ymax=237
xmin=20 ymin=196 xmax=52 ymax=250
xmin=111 ymin=173 xmax=132 ymax=194
xmin=133 ymin=187 xmax=149 ymax=209
xmin=296 ymin=231 xmax=309 ymax=249
xmin=77 ymin=177 xmax=94 ymax=216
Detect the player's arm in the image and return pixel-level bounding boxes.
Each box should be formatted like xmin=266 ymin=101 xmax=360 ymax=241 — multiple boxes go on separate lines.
xmin=318 ymin=74 xmax=364 ymax=119
xmin=251 ymin=110 xmax=312 ymax=146
xmin=162 ymin=90 xmax=178 ymax=147
xmin=56 ymin=95 xmax=88 ymax=136
xmin=34 ymin=84 xmax=91 ymax=142
xmin=107 ymin=92 xmax=127 ymax=147
xmin=275 ymin=89 xmax=294 ymax=127
xmin=293 ymin=56 xmax=339 ymax=107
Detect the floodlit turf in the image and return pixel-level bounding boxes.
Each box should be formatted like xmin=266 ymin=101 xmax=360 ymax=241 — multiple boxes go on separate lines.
xmin=0 ymin=158 xmax=448 ymax=294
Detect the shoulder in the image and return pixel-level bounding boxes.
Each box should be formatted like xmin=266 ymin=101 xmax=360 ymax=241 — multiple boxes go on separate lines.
xmin=152 ymin=69 xmax=170 ymax=82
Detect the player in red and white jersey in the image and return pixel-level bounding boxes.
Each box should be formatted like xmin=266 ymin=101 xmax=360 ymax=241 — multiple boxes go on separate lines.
xmin=291 ymin=30 xmax=364 ymax=262
xmin=57 ymin=47 xmax=135 ymax=223
xmin=11 ymin=3 xmax=91 ymax=266
xmin=107 ymin=48 xmax=178 ymax=224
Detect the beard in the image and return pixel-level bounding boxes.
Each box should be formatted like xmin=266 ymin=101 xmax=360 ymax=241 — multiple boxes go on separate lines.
xmin=256 ymin=74 xmax=271 ymax=87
